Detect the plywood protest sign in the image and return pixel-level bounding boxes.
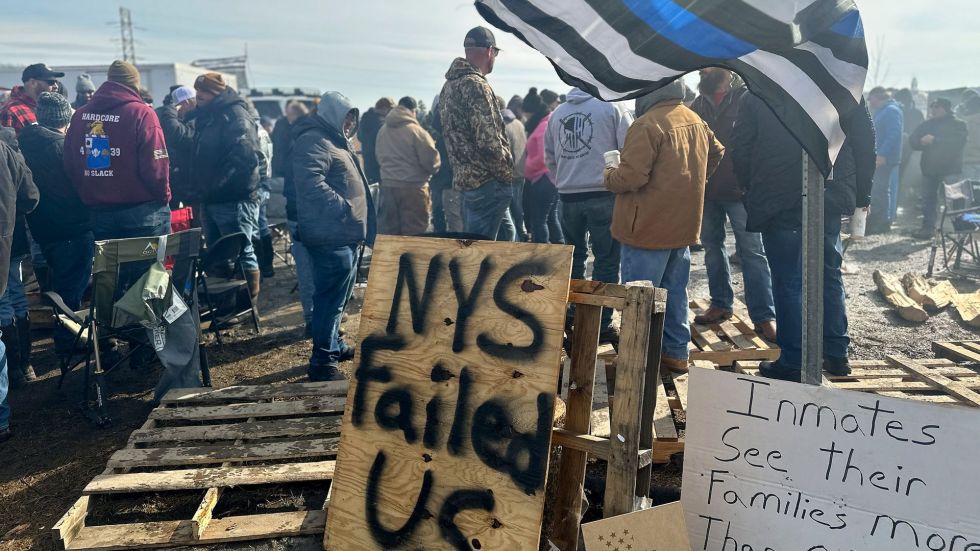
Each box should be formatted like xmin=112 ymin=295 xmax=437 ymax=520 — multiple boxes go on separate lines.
xmin=582 ymin=502 xmax=692 ymax=551
xmin=682 ymin=368 xmax=980 ymax=551
xmin=325 ymin=236 xmax=573 ymax=550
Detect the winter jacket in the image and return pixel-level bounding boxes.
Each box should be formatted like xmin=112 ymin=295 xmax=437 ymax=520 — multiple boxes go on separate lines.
xmin=872 ymin=100 xmax=904 ymax=166
xmin=826 ymin=104 xmax=876 ymax=218
xmin=155 ymin=104 xmax=196 ymax=205
xmin=64 ymin=81 xmax=171 ymax=208
xmin=604 ymin=97 xmax=724 ymax=250
xmin=691 ymin=85 xmax=748 ymax=201
xmin=546 ymin=87 xmax=632 ymax=196
xmin=0 ymin=135 xmax=39 ymax=296
xmin=376 ymin=106 xmax=440 ymax=188
xmin=358 ymin=108 xmax=386 ymax=185
xmin=428 ymin=108 xmax=454 ymax=193
xmin=524 ymin=112 xmax=553 ymax=184
xmin=190 ymin=88 xmax=261 ymax=204
xmin=18 ymin=124 xmax=91 ymax=245
xmin=910 ymin=113 xmax=968 ymax=178
xmin=439 ymin=58 xmax=513 ymax=191
xmin=961 ymin=97 xmax=980 ymax=167
xmin=291 ymin=92 xmax=376 ymax=248
xmin=503 ymin=114 xmax=527 ymax=185
xmin=0 ymin=86 xmax=37 ymax=135
xmin=271 ymin=118 xmax=292 ymax=178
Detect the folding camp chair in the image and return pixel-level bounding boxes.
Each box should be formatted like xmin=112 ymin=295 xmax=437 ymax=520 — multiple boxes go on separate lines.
xmin=930 ymin=180 xmax=980 ymax=277
xmin=43 ymin=229 xmax=208 ymax=426
xmin=198 ymin=232 xmax=261 ymax=344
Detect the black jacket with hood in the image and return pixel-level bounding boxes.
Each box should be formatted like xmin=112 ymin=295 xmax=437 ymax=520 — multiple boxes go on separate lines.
xmin=190 ymin=88 xmax=261 ymax=204
xmin=18 ymin=124 xmax=91 ymax=245
xmin=291 ymin=92 xmax=376 ymax=248
xmin=910 ymin=113 xmax=968 ymax=178
xmin=156 ymin=104 xmax=197 ymax=206
xmin=0 ymin=128 xmax=39 ymax=296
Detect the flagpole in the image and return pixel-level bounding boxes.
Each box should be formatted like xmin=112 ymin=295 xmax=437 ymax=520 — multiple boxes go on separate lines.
xmin=801 ymin=152 xmax=824 ymax=385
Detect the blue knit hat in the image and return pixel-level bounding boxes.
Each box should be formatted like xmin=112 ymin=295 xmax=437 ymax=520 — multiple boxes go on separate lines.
xmin=36 ymin=91 xmax=73 ymax=129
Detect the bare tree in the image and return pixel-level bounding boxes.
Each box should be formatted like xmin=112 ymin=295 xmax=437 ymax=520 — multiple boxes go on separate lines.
xmin=868 ymin=35 xmax=891 ymax=88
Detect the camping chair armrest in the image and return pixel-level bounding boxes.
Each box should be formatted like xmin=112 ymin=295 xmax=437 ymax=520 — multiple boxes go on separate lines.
xmin=42 ymin=291 xmax=85 ymax=325
xmin=945 ymin=206 xmax=980 ymax=217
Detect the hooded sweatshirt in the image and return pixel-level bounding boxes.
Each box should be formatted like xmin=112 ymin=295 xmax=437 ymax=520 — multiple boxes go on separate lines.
xmin=64 ymin=80 xmax=171 ymax=207
xmin=545 ymin=87 xmax=633 ymax=196
xmin=376 ymin=105 xmax=441 ymax=188
xmin=438 ymin=58 xmax=513 ymax=191
xmin=291 ymin=91 xmax=376 ymax=247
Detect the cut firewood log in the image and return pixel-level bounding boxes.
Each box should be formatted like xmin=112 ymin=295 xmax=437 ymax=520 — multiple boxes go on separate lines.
xmin=901 ymin=273 xmax=956 ymax=310
xmin=874 ymin=270 xmax=929 ymax=322
xmin=952 ymin=291 xmax=980 ymax=328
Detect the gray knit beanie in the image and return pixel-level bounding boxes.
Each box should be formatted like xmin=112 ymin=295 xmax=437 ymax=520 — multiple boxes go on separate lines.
xmin=76 ymin=73 xmax=96 ymax=94
xmin=36 ymin=91 xmax=73 ymax=129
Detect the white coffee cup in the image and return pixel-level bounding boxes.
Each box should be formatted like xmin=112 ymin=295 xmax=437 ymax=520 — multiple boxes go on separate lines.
xmin=603 ymin=150 xmax=621 ymax=168
xmin=850 ymin=207 xmax=868 ymax=239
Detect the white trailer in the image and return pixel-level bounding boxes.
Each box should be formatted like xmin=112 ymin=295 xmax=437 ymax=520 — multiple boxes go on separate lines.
xmin=0 ymin=63 xmax=238 ymax=106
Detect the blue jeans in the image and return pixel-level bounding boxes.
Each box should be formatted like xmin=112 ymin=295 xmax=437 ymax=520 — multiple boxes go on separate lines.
xmin=526 ymin=176 xmax=564 ymax=244
xmin=871 ymin=165 xmax=899 ymax=223
xmin=462 ymin=181 xmax=514 ymax=240
xmin=701 ymin=200 xmax=775 ymax=324
xmin=509 ymin=179 xmax=528 ymax=241
xmin=43 ymin=234 xmax=95 ymax=353
xmin=308 ymin=243 xmax=359 ymax=371
xmin=0 ymin=337 xmax=8 ymax=430
xmin=560 ymin=194 xmax=621 ymax=331
xmin=91 ymin=202 xmax=171 ymax=241
xmin=257 ymin=188 xmax=271 ymax=238
xmin=761 ymin=218 xmax=849 ymax=372
xmin=204 ymin=201 xmax=260 ymax=272
xmin=0 ymin=256 xmax=28 ymax=324
xmin=288 ymin=221 xmax=315 ymax=326
xmin=621 ymin=245 xmax=691 ymax=360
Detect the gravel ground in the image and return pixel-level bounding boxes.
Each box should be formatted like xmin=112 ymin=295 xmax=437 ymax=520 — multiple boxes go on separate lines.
xmin=1 ymin=217 xmax=977 ymax=550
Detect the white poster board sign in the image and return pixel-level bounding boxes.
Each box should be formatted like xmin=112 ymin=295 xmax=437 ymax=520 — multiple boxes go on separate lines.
xmin=682 ymin=368 xmax=980 ymax=551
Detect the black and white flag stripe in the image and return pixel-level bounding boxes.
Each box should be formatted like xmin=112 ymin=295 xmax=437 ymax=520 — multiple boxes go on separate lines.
xmin=476 ymin=0 xmax=869 ymax=175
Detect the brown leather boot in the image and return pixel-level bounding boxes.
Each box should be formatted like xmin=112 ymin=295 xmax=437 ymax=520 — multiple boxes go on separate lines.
xmin=660 ymin=355 xmax=690 ymax=374
xmin=245 ymin=270 xmax=261 ymax=301
xmin=754 ymin=320 xmax=777 ymax=343
xmin=693 ymin=306 xmax=733 ymax=325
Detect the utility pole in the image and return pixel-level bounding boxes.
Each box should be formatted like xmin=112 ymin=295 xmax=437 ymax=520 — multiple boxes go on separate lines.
xmin=119 ymin=6 xmax=136 ymax=63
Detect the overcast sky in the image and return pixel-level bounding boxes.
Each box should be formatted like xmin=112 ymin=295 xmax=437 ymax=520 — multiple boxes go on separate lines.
xmin=1 ymin=0 xmax=977 ymax=109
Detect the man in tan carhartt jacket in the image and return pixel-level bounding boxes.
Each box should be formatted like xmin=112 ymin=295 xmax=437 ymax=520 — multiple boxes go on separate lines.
xmin=376 ymin=97 xmax=441 ymax=235
xmin=604 ymin=80 xmax=724 ymax=374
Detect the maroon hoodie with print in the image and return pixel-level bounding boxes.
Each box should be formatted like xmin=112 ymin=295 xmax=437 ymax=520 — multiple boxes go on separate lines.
xmin=65 ymin=80 xmax=171 ymax=207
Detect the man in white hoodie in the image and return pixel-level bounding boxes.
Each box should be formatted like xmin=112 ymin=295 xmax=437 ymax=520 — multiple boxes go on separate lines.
xmin=545 ymin=87 xmax=633 ymax=343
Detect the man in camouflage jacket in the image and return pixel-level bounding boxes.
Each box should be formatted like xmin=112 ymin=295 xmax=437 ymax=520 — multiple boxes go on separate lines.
xmin=438 ymin=27 xmax=514 ymax=240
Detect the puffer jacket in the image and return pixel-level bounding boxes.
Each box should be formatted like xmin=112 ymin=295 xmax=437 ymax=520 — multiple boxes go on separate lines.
xmin=376 ymin=105 xmax=440 ymax=188
xmin=438 ymin=58 xmax=513 ymax=191
xmin=0 ymin=132 xmax=39 ymax=296
xmin=291 ymin=92 xmax=376 ymax=248
xmin=190 ymin=87 xmax=261 ymax=204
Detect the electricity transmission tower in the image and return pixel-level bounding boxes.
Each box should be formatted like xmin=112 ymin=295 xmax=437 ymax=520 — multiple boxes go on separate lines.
xmin=119 ymin=6 xmax=136 ymax=63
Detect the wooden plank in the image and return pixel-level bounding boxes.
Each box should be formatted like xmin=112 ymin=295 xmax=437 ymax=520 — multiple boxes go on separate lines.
xmin=65 ymin=510 xmax=326 ymax=550
xmin=568 ymin=292 xmax=626 ymax=311
xmin=692 ymin=323 xmax=729 ymax=351
xmin=604 ymin=285 xmax=658 ymax=517
xmin=550 ymin=304 xmax=602 ymax=551
xmin=84 ymin=461 xmax=337 ymax=494
xmin=874 ymin=270 xmax=929 ymax=322
xmin=148 ymin=397 xmax=346 ymax=421
xmin=934 ymin=341 xmax=980 ymax=364
xmin=718 ymin=320 xmax=756 ymax=350
xmin=131 ymin=416 xmax=343 ymax=444
xmin=53 ymin=496 xmax=89 ymax=550
xmin=649 ymin=441 xmax=688 ymax=464
xmin=652 ymin=379 xmax=678 ymax=441
xmin=325 ymin=236 xmax=572 ymax=551
xmin=634 ymin=304 xmax=665 ymax=507
xmin=190 ymin=487 xmax=220 ymax=540
xmin=690 ymin=347 xmax=781 ymax=366
xmin=161 ymin=381 xmax=348 ymax=404
xmin=569 ymin=280 xmax=667 ymax=314
xmin=107 ymin=437 xmax=340 ymax=468
xmin=551 ymin=429 xmax=610 ymax=460
xmin=890 ymin=356 xmax=980 ymax=406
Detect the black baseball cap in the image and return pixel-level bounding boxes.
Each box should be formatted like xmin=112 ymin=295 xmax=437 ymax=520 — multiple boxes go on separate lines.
xmin=464 ymin=27 xmax=499 ymax=50
xmin=22 ymin=63 xmax=65 ymax=83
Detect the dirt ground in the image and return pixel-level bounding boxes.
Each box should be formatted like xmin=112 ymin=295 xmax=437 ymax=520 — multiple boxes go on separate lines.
xmin=1 ymin=213 xmax=977 ymax=550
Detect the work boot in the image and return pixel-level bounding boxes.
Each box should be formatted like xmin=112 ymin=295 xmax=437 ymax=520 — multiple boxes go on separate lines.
xmin=758 ymin=361 xmax=801 ymax=382
xmin=259 ymin=234 xmax=276 ymax=278
xmin=308 ymin=363 xmax=346 ymax=382
xmin=16 ymin=316 xmax=36 ymax=382
xmin=1 ymin=323 xmax=24 ymax=387
xmin=694 ymin=306 xmax=733 ymax=325
xmin=339 ymin=341 xmax=356 ymax=362
xmin=244 ymin=270 xmax=261 ymax=301
xmin=660 ymin=355 xmax=690 ymax=374
xmin=754 ymin=320 xmax=777 ymax=343
xmin=823 ymin=357 xmax=851 ymax=377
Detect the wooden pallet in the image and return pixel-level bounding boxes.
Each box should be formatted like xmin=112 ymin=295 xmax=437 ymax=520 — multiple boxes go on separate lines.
xmin=53 ymin=381 xmax=348 ymax=550
xmin=688 ymin=299 xmax=780 ymax=366
xmin=934 ymin=341 xmax=980 ymax=364
xmin=736 ymin=356 xmax=980 ymax=407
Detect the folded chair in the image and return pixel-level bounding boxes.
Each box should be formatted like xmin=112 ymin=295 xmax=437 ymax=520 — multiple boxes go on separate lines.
xmin=44 ymin=229 xmax=207 ymax=425
xmin=198 ymin=232 xmax=261 ymax=344
xmin=930 ymin=180 xmax=980 ymax=277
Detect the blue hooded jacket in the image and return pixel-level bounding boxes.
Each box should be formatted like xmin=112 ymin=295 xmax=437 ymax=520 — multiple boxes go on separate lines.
xmin=873 ymin=100 xmax=904 ymax=166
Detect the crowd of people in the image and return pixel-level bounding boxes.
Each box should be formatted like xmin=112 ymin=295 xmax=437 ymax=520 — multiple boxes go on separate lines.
xmin=1 ymin=26 xmax=978 ymax=444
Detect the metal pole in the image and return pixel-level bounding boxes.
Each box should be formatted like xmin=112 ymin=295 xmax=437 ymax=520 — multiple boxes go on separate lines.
xmin=801 ymin=152 xmax=824 ymax=385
